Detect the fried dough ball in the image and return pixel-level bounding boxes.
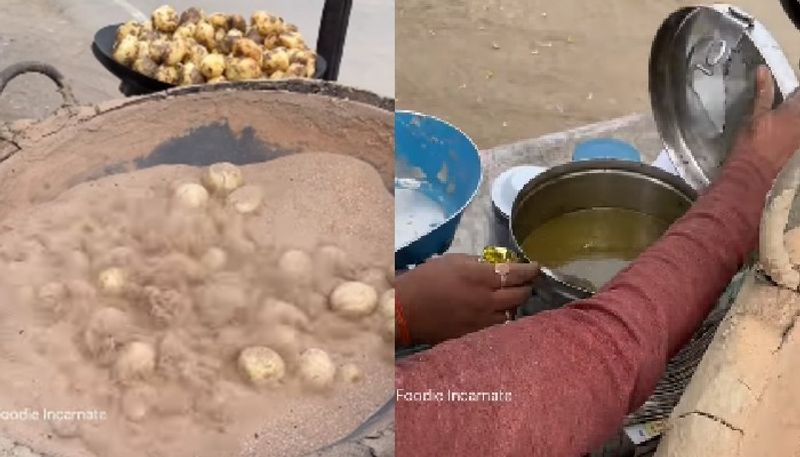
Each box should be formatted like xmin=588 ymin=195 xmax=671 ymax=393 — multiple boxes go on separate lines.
xmin=194 ymin=20 xmax=216 ymax=49
xmin=233 ymin=38 xmax=263 ymax=64
xmin=217 ymin=29 xmax=243 ymax=55
xmin=245 ymin=27 xmax=263 ymax=44
xmin=155 ymin=65 xmax=180 ymax=84
xmin=203 ymin=162 xmax=244 ymax=195
xmin=114 ymin=341 xmax=156 ymax=383
xmin=238 ymin=346 xmax=286 ymax=386
xmin=279 ymin=249 xmax=313 ymax=282
xmin=286 ymin=23 xmax=299 ymax=33
xmin=263 ymin=34 xmax=280 ymax=50
xmin=262 ymin=47 xmax=290 ymax=74
xmin=152 ymin=5 xmax=179 ymax=33
xmin=116 ymin=21 xmax=143 ymax=43
xmin=279 ymin=31 xmax=305 ymax=49
xmin=186 ymin=42 xmax=208 ymax=67
xmin=298 ymin=348 xmax=336 ymax=390
xmin=132 ymin=54 xmax=158 ymax=78
xmin=207 ymin=13 xmax=229 ymax=31
xmin=174 ymin=182 xmax=209 ymax=207
xmin=137 ymin=26 xmax=159 ymax=43
xmin=330 ymin=281 xmax=378 ymax=318
xmin=269 ymin=70 xmax=286 ymax=80
xmin=252 ymin=11 xmax=285 ymax=35
xmin=148 ymin=38 xmax=170 ymax=64
xmin=286 ymin=63 xmax=307 ymax=78
xmin=113 ymin=35 xmax=139 ymax=66
xmin=288 ymin=48 xmax=316 ymax=77
xmin=98 ymin=267 xmax=126 ymax=295
xmin=163 ymin=38 xmax=189 ymax=66
xmin=199 ymin=53 xmax=226 ymax=79
xmin=227 ymin=185 xmax=263 ymax=213
xmin=225 ymin=57 xmax=262 ymax=81
xmin=179 ymin=7 xmax=203 ymax=25
xmin=179 ymin=62 xmax=204 ymax=85
xmin=173 ymin=23 xmax=196 ymax=40
xmin=228 ymin=14 xmax=247 ymax=33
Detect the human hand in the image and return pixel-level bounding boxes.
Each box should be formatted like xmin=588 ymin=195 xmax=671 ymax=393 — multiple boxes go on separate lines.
xmin=731 ymin=65 xmax=800 ymax=173
xmin=395 ymin=253 xmax=539 ymax=345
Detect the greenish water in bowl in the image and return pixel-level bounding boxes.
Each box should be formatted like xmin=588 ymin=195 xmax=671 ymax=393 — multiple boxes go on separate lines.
xmin=520 ymin=207 xmax=671 ymax=293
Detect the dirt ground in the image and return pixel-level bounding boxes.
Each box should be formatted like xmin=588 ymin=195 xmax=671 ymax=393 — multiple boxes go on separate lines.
xmin=396 ymin=0 xmax=800 ymax=149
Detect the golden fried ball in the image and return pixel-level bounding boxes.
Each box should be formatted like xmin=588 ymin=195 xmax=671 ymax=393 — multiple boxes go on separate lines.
xmin=113 ymin=35 xmax=139 ymax=66
xmin=194 ymin=20 xmax=216 ymax=50
xmin=179 ymin=7 xmax=204 ymax=25
xmin=225 ymin=57 xmax=262 ymax=81
xmin=132 ymin=54 xmax=158 ymax=78
xmin=173 ymin=23 xmax=196 ymax=40
xmin=286 ymin=63 xmax=307 ymax=78
xmin=179 ymin=63 xmax=204 ymax=86
xmin=269 ymin=70 xmax=286 ymax=80
xmin=148 ymin=38 xmax=170 ymax=64
xmin=262 ymin=47 xmax=290 ymax=74
xmin=216 ymin=29 xmax=242 ymax=55
xmin=228 ymin=14 xmax=247 ymax=33
xmin=245 ymin=27 xmax=263 ymax=44
xmin=238 ymin=346 xmax=285 ymax=386
xmin=233 ymin=38 xmax=262 ymax=64
xmin=263 ymin=34 xmax=280 ymax=50
xmin=199 ymin=53 xmax=226 ymax=79
xmin=155 ymin=65 xmax=180 ymax=85
xmin=116 ymin=21 xmax=143 ymax=43
xmin=186 ymin=42 xmax=208 ymax=67
xmin=279 ymin=31 xmax=305 ymax=49
xmin=163 ymin=38 xmax=189 ymax=66
xmin=207 ymin=12 xmax=229 ymax=31
xmin=152 ymin=5 xmax=179 ymax=33
xmin=254 ymin=13 xmax=286 ymax=36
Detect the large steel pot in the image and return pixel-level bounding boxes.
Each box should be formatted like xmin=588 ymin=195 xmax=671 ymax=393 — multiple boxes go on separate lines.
xmin=510 ymin=159 xmax=697 ymax=309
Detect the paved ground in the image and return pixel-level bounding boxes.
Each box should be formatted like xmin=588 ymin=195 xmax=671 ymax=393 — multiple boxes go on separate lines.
xmin=397 ymin=0 xmax=800 ymax=148
xmin=0 ymin=0 xmax=393 ymax=122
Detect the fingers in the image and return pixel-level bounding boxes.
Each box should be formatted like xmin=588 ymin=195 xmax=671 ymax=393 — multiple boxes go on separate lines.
xmin=464 ymin=260 xmax=539 ymax=289
xmin=490 ymin=285 xmax=533 ymax=311
xmin=752 ymin=65 xmax=775 ymax=118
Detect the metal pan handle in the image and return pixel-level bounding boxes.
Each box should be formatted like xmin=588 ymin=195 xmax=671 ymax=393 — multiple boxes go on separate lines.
xmin=316 ymin=0 xmax=352 ymax=81
xmin=0 ymin=62 xmax=77 ymax=111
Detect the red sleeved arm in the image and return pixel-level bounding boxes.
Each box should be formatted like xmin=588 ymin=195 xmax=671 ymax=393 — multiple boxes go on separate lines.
xmin=395 ymin=150 xmax=777 ymax=457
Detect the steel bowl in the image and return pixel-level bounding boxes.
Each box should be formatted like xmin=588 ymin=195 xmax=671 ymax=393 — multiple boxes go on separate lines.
xmin=510 ymin=159 xmax=697 ymax=308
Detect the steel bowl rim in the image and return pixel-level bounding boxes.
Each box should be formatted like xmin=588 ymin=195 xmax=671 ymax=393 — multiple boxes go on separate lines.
xmin=509 ymin=159 xmax=697 ymax=294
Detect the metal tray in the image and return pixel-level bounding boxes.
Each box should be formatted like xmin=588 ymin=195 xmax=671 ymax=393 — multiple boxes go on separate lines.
xmin=92 ymin=24 xmax=327 ymax=95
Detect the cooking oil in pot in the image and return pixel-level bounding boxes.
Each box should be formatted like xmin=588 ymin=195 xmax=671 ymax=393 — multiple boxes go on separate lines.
xmin=520 ymin=207 xmax=671 ymax=292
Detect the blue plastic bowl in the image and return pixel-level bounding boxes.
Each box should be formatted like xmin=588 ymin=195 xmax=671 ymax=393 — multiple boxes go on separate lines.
xmin=395 ymin=111 xmax=482 ymax=269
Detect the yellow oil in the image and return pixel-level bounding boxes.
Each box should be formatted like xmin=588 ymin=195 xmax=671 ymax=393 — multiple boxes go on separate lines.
xmin=520 ymin=207 xmax=671 ymax=292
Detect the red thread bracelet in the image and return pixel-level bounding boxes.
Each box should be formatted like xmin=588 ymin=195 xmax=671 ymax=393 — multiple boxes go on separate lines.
xmin=395 ymin=299 xmax=412 ymax=347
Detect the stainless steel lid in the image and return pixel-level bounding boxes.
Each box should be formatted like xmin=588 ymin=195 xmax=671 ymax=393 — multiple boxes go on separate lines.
xmin=650 ymin=4 xmax=800 ymax=189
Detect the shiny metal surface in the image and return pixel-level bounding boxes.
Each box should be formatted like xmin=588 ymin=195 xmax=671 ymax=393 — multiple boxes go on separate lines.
xmin=510 ymin=160 xmax=697 ymax=300
xmin=649 ymin=4 xmax=799 ymax=190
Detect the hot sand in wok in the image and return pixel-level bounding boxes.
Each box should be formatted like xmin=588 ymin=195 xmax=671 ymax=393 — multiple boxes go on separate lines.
xmin=0 ymin=152 xmax=394 ymax=457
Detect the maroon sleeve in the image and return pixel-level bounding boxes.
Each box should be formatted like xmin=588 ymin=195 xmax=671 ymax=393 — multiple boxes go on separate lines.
xmin=395 ymin=150 xmax=777 ymax=457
